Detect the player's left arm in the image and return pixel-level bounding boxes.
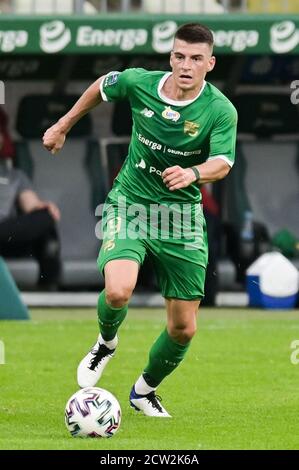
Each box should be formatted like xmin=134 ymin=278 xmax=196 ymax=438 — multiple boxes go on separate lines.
xmin=162 ymin=159 xmax=230 ymax=191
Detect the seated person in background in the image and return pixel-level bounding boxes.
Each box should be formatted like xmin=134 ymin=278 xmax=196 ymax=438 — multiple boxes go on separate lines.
xmin=0 ymin=114 xmax=61 ymax=290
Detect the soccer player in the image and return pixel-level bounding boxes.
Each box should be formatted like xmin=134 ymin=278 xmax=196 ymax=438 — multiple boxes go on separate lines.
xmin=43 ymin=23 xmax=237 ymax=417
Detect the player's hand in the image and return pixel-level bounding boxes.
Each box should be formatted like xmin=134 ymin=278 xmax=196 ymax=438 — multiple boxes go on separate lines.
xmin=39 ymin=201 xmax=61 ymax=221
xmin=162 ymin=165 xmax=197 ymax=191
xmin=43 ymin=123 xmax=66 ymax=155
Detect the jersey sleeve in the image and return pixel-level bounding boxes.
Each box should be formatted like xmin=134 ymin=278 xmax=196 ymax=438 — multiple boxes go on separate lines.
xmin=100 ymin=68 xmax=141 ymax=102
xmin=208 ymin=103 xmax=238 ymax=167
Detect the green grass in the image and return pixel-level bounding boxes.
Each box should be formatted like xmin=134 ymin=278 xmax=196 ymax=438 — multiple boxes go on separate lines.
xmin=0 ymin=307 xmax=299 ymax=450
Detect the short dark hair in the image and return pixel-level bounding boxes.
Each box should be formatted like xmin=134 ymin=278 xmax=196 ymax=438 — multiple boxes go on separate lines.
xmin=174 ymin=23 xmax=214 ymax=48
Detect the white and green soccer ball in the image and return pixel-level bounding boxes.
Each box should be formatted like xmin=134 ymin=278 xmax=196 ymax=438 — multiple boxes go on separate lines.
xmin=65 ymin=387 xmax=121 ymax=438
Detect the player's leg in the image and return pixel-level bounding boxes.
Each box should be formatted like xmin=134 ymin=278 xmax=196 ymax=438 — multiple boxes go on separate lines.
xmin=130 ymin=233 xmax=207 ymax=417
xmin=100 ymin=258 xmax=139 ymax=331
xmin=143 ymin=298 xmax=199 ymax=390
xmin=130 ymin=298 xmax=200 ymax=417
xmin=77 ymin=259 xmax=139 ymax=388
xmin=77 ymin=197 xmax=147 ymax=388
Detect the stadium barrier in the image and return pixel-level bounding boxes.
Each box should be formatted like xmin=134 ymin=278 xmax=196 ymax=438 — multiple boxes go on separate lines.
xmin=0 ymin=257 xmax=30 ymax=320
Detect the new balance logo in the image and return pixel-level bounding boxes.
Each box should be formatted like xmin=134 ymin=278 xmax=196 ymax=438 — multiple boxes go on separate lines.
xmin=140 ymin=108 xmax=155 ymax=118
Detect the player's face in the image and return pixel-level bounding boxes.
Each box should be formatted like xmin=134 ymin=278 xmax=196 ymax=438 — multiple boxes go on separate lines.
xmin=170 ymin=39 xmax=215 ymax=92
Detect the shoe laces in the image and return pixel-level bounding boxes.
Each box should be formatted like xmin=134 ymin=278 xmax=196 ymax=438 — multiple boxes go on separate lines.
xmin=89 ymin=344 xmax=114 ymax=371
xmin=146 ymin=391 xmax=163 ymax=413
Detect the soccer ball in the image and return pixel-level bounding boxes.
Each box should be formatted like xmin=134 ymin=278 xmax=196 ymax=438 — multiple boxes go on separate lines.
xmin=65 ymin=387 xmax=121 ymax=438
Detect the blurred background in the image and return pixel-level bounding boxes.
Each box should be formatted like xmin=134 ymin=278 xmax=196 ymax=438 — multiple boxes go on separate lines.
xmin=0 ymin=0 xmax=299 ymax=310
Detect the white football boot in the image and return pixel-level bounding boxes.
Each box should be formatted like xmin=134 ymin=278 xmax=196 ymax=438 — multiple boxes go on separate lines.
xmin=77 ymin=334 xmax=116 ymax=388
xmin=129 ymin=386 xmax=171 ymax=418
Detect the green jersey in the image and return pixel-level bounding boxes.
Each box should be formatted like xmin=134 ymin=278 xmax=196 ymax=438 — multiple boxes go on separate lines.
xmin=100 ymin=68 xmax=237 ymax=206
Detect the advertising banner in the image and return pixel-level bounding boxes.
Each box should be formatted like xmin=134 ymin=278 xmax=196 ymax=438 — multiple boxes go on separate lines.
xmin=0 ymin=15 xmax=299 ymax=55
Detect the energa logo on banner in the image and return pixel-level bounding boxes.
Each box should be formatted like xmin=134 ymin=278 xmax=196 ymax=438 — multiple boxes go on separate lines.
xmin=270 ymin=21 xmax=299 ymax=53
xmin=40 ymin=21 xmax=71 ymax=53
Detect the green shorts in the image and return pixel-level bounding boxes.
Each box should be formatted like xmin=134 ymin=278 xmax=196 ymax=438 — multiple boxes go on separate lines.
xmin=97 ymin=199 xmax=208 ymax=300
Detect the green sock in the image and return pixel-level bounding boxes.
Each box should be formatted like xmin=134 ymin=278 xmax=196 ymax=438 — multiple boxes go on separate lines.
xmin=97 ymin=290 xmax=128 ymax=341
xmin=144 ymin=328 xmax=191 ymax=387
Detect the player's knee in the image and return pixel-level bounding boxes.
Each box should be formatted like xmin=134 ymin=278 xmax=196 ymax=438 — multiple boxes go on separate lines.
xmin=105 ymin=286 xmax=133 ymax=308
xmin=169 ymin=324 xmax=197 ymax=344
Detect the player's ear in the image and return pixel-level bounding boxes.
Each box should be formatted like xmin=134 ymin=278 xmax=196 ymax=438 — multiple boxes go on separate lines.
xmin=207 ymin=56 xmax=216 ymax=72
xmin=170 ymin=50 xmax=174 ymax=69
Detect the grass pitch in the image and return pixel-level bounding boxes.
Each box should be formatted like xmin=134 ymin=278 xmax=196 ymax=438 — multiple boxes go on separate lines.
xmin=0 ymin=307 xmax=299 ymax=450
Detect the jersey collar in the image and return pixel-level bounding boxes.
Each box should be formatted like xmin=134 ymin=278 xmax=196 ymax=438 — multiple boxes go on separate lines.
xmin=158 ymin=72 xmax=206 ymax=107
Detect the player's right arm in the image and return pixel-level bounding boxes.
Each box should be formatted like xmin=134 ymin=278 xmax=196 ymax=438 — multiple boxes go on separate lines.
xmin=43 ymin=76 xmax=105 ymax=154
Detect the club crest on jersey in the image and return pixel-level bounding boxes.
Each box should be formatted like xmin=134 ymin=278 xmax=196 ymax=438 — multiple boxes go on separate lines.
xmin=162 ymin=106 xmax=180 ymax=122
xmin=184 ymin=120 xmax=200 ymax=137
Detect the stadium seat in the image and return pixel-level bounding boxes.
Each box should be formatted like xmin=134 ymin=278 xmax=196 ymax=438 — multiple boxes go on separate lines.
xmin=229 ymin=90 xmax=299 ymax=236
xmin=236 ymin=139 xmax=299 ymax=238
xmin=233 ymin=92 xmax=299 ymax=138
xmin=224 ymin=89 xmax=299 ymax=278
